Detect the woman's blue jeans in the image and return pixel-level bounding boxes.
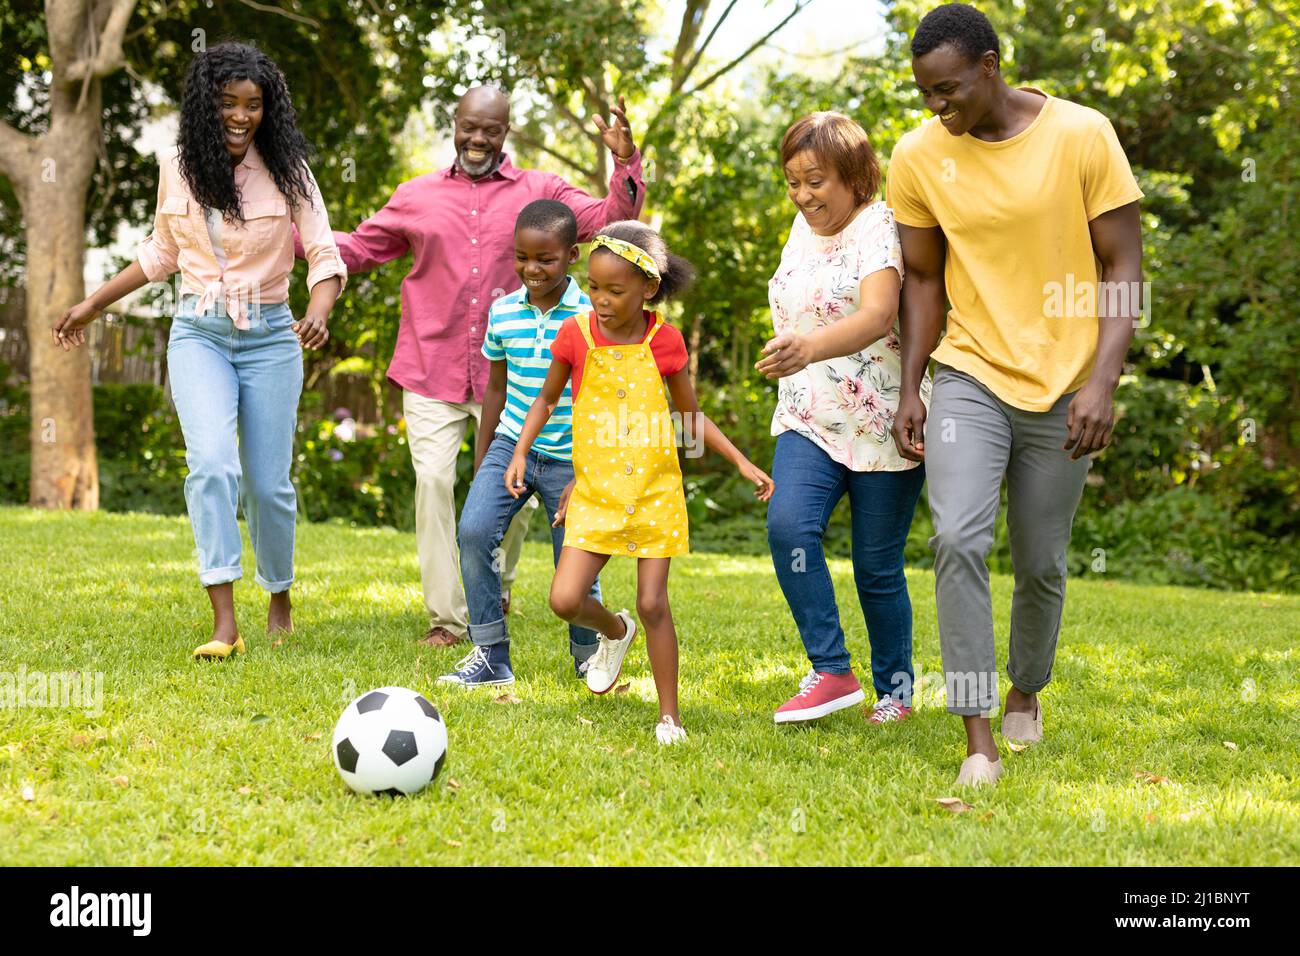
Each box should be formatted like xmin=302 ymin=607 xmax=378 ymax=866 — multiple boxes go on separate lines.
xmin=166 ymin=296 xmax=302 ymax=591
xmin=766 ymin=431 xmax=925 ymax=702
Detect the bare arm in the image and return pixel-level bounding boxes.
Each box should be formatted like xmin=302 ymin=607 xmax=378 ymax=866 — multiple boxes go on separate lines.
xmin=52 ymin=260 xmax=151 ymax=351
xmin=1064 ymin=200 xmax=1143 ymax=459
xmin=504 ymin=359 xmax=571 ymax=497
xmin=666 ymin=369 xmax=773 ymax=500
xmin=756 ymin=266 xmax=902 ymax=378
xmin=890 ymin=223 xmax=947 ymax=461
xmin=476 ymin=360 xmax=508 ymax=473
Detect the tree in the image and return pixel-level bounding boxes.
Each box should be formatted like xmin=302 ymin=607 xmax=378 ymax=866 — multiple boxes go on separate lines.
xmin=0 ymin=0 xmax=445 ymax=509
xmin=0 ymin=0 xmax=138 ymax=509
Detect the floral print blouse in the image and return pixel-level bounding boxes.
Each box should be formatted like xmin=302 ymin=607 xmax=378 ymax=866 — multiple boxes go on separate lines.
xmin=767 ymin=200 xmax=931 ymax=472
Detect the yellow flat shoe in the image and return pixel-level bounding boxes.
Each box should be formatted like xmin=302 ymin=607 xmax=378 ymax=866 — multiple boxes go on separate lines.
xmin=192 ymin=637 xmax=246 ymax=660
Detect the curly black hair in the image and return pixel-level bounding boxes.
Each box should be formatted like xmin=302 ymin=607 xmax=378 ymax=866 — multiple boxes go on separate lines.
xmin=177 ymin=41 xmax=314 ymax=222
xmin=592 ymin=221 xmax=695 ymax=305
xmin=911 ymin=3 xmax=1000 ymax=64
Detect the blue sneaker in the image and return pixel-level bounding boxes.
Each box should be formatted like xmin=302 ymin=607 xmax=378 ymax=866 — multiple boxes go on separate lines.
xmin=437 ymin=643 xmax=514 ymax=687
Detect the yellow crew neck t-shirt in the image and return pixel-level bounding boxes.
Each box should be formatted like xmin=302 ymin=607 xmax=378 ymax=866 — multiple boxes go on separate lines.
xmin=886 ymin=88 xmax=1143 ymax=411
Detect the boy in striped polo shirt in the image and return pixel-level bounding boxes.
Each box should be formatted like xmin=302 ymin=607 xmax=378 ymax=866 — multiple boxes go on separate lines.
xmin=440 ymin=200 xmax=602 ymax=686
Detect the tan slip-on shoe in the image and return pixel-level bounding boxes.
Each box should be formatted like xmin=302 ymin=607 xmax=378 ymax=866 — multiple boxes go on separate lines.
xmin=955 ymin=753 xmax=1003 ymax=787
xmin=1002 ymin=701 xmax=1043 ymax=744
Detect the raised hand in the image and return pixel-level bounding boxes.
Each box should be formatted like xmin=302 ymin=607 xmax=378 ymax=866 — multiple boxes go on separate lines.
xmin=592 ymin=95 xmax=635 ymax=162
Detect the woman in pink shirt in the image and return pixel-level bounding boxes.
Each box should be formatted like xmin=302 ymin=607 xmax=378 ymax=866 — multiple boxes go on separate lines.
xmin=54 ymin=42 xmax=346 ymax=660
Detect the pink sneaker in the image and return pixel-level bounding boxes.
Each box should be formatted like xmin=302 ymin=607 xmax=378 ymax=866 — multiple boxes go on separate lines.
xmin=774 ymin=671 xmax=866 ymax=724
xmin=867 ymin=694 xmax=912 ymax=724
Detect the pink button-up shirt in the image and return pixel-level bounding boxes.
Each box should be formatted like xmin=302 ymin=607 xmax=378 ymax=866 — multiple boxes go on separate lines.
xmin=138 ymin=144 xmax=345 ymax=329
xmin=318 ymin=151 xmax=646 ymax=403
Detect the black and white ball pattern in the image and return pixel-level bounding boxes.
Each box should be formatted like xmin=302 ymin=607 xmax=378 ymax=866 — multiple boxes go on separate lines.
xmin=332 ymin=687 xmax=448 ymax=796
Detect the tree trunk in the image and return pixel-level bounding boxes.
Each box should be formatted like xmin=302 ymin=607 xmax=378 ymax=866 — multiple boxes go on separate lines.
xmin=23 ymin=87 xmax=101 ymax=510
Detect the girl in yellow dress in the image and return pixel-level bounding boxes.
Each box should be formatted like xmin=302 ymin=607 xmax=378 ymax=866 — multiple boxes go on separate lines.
xmin=506 ymin=221 xmax=774 ymax=744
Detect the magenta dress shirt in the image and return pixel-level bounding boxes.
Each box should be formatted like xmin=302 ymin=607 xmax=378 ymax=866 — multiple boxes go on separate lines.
xmin=321 ymin=151 xmax=646 ymax=404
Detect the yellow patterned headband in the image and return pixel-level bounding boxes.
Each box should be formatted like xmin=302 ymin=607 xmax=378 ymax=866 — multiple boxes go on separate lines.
xmin=590 ymin=234 xmax=661 ymax=281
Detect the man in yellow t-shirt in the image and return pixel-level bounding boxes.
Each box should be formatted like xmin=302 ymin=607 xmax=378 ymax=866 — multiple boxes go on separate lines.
xmin=886 ymin=3 xmax=1144 ymax=788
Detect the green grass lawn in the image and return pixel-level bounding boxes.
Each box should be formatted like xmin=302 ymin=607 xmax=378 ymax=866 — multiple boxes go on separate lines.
xmin=1 ymin=505 xmax=1297 ymax=866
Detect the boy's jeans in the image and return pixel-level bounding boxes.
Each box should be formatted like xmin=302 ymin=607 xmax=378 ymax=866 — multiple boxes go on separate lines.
xmin=167 ymin=296 xmax=302 ymax=590
xmin=458 ymin=435 xmax=600 ymax=661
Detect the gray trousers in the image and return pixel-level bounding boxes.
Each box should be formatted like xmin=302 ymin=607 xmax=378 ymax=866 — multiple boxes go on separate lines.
xmin=925 ymin=366 xmax=1091 ymax=715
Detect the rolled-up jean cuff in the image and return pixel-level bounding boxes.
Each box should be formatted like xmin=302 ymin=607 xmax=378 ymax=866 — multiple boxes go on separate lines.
xmin=571 ymin=636 xmax=598 ymax=660
xmin=1006 ymin=665 xmax=1051 ymax=696
xmin=254 ymin=573 xmax=294 ymax=594
xmin=199 ymin=566 xmax=242 ymax=587
xmin=946 ymin=703 xmax=999 ymax=717
xmin=469 ymin=618 xmax=508 ymax=646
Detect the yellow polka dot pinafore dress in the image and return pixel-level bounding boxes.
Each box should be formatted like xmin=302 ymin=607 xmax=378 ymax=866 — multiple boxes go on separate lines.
xmin=564 ymin=311 xmax=689 ymax=558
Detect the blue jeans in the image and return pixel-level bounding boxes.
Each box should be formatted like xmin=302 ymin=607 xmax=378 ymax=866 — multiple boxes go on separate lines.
xmin=766 ymin=431 xmax=925 ymax=701
xmin=458 ymin=434 xmax=600 ymax=659
xmin=166 ymin=296 xmax=302 ymax=590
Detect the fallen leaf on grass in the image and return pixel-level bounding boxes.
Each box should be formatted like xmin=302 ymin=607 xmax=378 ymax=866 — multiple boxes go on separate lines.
xmin=249 ymin=714 xmax=270 ymax=724
xmin=1223 ymin=741 xmax=1238 ymax=751
xmin=622 ymin=746 xmax=636 ymax=756
xmin=110 ymin=776 xmax=130 ymax=788
xmin=21 ymin=786 xmax=34 ymax=802
xmin=271 ymin=639 xmax=284 ymax=649
xmin=751 ymin=841 xmax=768 ymax=860
xmin=600 ymin=744 xmax=615 ymax=754
xmin=714 ymin=759 xmax=725 ymax=770
xmin=614 ymin=683 xmax=630 ymax=695
xmin=394 ymin=836 xmax=407 ymax=846
xmin=304 ymin=732 xmax=323 ymax=741
xmin=936 ymin=797 xmax=973 ymax=813
xmin=446 ymin=778 xmax=460 ymax=790
xmin=1134 ymin=770 xmax=1169 ymax=785
xmin=577 ymin=716 xmax=593 ymax=726
xmin=237 ymin=786 xmax=254 ymax=796
xmin=1006 ymin=741 xmax=1029 ymax=753
xmin=70 ymin=733 xmax=91 ymax=747
xmin=493 ymin=694 xmax=521 ymax=705
xmin=1144 ymin=812 xmax=1157 ymax=823
xmin=979 ymin=810 xmax=995 ymax=822
xmin=817 ymin=746 xmax=830 ymax=756
xmin=445 ymin=839 xmax=462 ymax=847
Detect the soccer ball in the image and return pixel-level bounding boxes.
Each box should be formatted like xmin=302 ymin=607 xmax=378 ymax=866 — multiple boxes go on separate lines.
xmin=332 ymin=686 xmax=448 ymax=796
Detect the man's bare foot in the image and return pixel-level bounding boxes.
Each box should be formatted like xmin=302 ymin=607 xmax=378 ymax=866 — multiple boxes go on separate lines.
xmin=268 ymin=590 xmax=293 ymax=634
xmin=419 ymin=626 xmax=465 ymax=647
xmin=1004 ymin=685 xmax=1037 ymax=715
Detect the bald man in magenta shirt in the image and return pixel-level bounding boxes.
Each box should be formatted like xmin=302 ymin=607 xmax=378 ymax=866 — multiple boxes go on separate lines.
xmin=299 ymin=86 xmax=646 ymax=646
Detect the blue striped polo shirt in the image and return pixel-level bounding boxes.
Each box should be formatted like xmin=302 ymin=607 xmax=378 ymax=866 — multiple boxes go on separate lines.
xmin=481 ymin=275 xmax=587 ymax=461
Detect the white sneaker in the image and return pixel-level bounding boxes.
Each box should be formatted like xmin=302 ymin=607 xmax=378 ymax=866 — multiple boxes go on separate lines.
xmin=656 ymin=715 xmax=687 ymax=746
xmin=585 ymin=610 xmax=637 ymax=694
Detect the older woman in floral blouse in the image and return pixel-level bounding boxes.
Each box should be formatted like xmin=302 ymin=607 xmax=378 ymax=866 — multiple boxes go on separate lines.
xmin=757 ymin=112 xmax=930 ymax=726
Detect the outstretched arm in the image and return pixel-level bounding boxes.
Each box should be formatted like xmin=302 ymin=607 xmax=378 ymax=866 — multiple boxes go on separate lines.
xmin=665 ymin=369 xmax=773 ymax=501
xmin=505 ymin=359 xmax=572 ymax=497
xmin=553 ymin=95 xmax=647 ymax=239
xmin=52 ymin=260 xmax=151 ymax=351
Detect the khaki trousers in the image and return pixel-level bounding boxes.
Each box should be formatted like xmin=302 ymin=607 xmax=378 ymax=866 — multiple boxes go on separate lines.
xmin=403 ymin=390 xmax=535 ymax=636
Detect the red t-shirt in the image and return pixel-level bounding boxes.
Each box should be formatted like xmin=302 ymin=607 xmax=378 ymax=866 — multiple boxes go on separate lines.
xmin=550 ymin=311 xmax=689 ymax=399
